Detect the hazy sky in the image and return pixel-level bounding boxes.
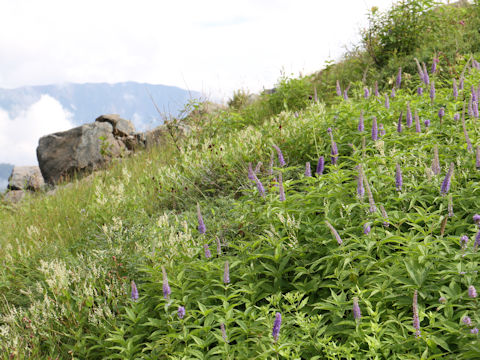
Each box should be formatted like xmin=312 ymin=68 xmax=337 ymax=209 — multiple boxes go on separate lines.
xmin=0 ymin=0 xmax=398 ymax=99
xmin=0 ymin=0 xmax=400 ymax=167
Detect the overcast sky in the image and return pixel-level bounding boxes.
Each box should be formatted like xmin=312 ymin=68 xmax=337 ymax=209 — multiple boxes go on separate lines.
xmin=0 ymin=0 xmax=399 ymax=167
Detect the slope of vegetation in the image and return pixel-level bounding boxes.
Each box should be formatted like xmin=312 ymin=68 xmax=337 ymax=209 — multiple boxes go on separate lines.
xmin=2 ymin=1 xmax=480 ymax=359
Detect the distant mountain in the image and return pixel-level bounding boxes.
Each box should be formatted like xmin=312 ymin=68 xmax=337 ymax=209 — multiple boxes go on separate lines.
xmin=0 ymin=82 xmax=202 ymax=131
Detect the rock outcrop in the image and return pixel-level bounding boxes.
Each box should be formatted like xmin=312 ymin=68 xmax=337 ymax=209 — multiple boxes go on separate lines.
xmin=37 ymin=120 xmax=128 ymax=185
xmin=8 ymin=166 xmax=44 ymax=191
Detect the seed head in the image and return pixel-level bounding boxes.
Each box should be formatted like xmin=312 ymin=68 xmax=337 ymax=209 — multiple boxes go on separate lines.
xmin=325 ymin=220 xmax=343 ymax=245
xmin=223 ymin=261 xmax=230 ymax=284
xmin=431 ymin=145 xmax=440 ymax=175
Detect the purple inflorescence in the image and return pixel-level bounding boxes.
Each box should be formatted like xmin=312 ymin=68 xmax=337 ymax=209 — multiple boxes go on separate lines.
xmin=474 ymin=102 xmax=479 ymax=118
xmin=336 ymin=80 xmax=342 ymax=96
xmin=385 ymin=94 xmax=390 ymax=109
xmin=477 ymin=146 xmax=480 ymax=169
xmin=379 ymin=124 xmax=385 ymax=137
xmin=220 ymin=323 xmax=228 ymax=343
xmin=424 ymin=119 xmax=430 ymax=128
xmin=358 ymin=111 xmax=365 ymax=132
xmin=391 ymin=87 xmax=396 ymax=98
xmin=316 ymin=156 xmax=325 ymax=176
xmin=374 ymin=81 xmax=379 ymax=97
xmin=357 ymin=167 xmax=365 ymax=199
xmin=272 ymin=312 xmax=282 ymax=342
xmin=353 ymin=297 xmax=361 ymax=321
xmin=372 ymin=117 xmax=378 ymax=141
xmin=469 ymin=285 xmax=477 ymax=298
xmin=273 ymin=145 xmax=286 ymax=167
xmin=223 ymin=261 xmax=230 ymax=284
xmin=162 ymin=266 xmax=171 ymax=300
xmin=363 ymin=223 xmax=371 ymax=235
xmin=397 ymin=111 xmax=403 ymax=133
xmin=431 ymin=57 xmax=438 ymax=74
xmin=417 ymin=87 xmax=423 ymax=95
xmin=396 ymin=163 xmax=403 ymax=191
xmin=278 ymin=173 xmax=286 ymax=201
xmin=463 ymin=316 xmax=472 ymax=326
xmin=197 ymin=203 xmax=206 ymax=234
xmin=406 ymin=104 xmax=413 ymax=127
xmin=131 ymin=280 xmax=139 ymax=301
xmin=430 ymin=81 xmax=435 ymax=102
xmin=448 ymin=195 xmax=454 ymax=217
xmin=453 ymin=78 xmax=458 ymax=99
xmin=343 ymin=89 xmax=349 ymax=101
xmin=459 ymin=77 xmax=464 ymax=90
xmin=473 ymin=85 xmax=478 ymax=102
xmin=305 ymin=162 xmax=312 ymax=177
xmin=396 ymin=67 xmax=402 ymax=88
xmin=438 ymin=107 xmax=445 ymax=120
xmin=474 ymin=230 xmax=480 ymax=251
xmin=471 ymin=328 xmax=479 ymax=334
xmin=474 ymin=214 xmax=480 ymax=224
xmin=253 ymin=174 xmax=266 ymax=198
xmin=325 ymin=220 xmax=343 ymax=245
xmin=423 ymin=62 xmax=430 ymax=84
xmin=178 ymin=306 xmax=186 ymax=319
xmin=204 ymin=243 xmax=211 ymax=259
xmin=415 ymin=110 xmax=421 ymax=133
xmin=331 ymin=141 xmax=338 ymax=165
xmin=364 ymin=87 xmax=370 ymax=99
xmin=440 ymin=163 xmax=454 ymax=195
xmin=461 ymin=235 xmax=469 ymax=250
xmin=413 ymin=290 xmax=421 ymax=337
xmin=454 ymin=113 xmax=460 ymax=121
xmin=216 ymin=236 xmax=222 ymax=256
xmin=248 ymin=163 xmax=255 ymax=180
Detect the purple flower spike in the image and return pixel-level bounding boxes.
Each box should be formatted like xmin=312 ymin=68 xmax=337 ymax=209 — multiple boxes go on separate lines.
xmin=371 ymin=116 xmax=378 ymax=141
xmin=223 ymin=261 xmax=230 ymax=284
xmin=440 ymin=163 xmax=454 ymax=195
xmin=220 ymin=323 xmax=228 ymax=343
xmin=253 ymin=174 xmax=266 ymax=198
xmin=162 ymin=266 xmax=171 ymax=300
xmin=391 ymin=87 xmax=396 ymax=98
xmin=417 ymin=87 xmax=423 ymax=95
xmin=305 ymin=162 xmax=311 ymax=177
xmin=353 ymin=297 xmax=361 ymax=321
xmin=396 ymin=163 xmax=403 ymax=191
xmin=431 ymin=58 xmax=438 ymax=74
xmin=396 ymin=67 xmax=402 ymax=88
xmin=316 ymin=156 xmax=324 ymax=176
xmin=430 ymin=81 xmax=435 ymax=102
xmin=476 ymin=146 xmax=480 ymax=169
xmin=459 ymin=77 xmax=464 ymax=90
xmin=197 ymin=203 xmax=206 ymax=234
xmin=423 ymin=62 xmax=430 ymax=84
xmin=463 ymin=316 xmax=472 ymax=326
xmin=357 ymin=170 xmax=365 ymax=199
xmin=379 ymin=124 xmax=385 ymax=136
xmin=336 ymin=80 xmax=342 ymax=96
xmin=363 ymin=223 xmax=371 ymax=235
xmin=131 ymin=280 xmax=139 ymax=301
xmin=438 ymin=107 xmax=445 ymax=120
xmin=469 ymin=285 xmax=477 ymax=298
xmin=331 ymin=141 xmax=338 ymax=165
xmin=473 ymin=214 xmax=480 ymax=224
xmin=343 ymin=89 xmax=348 ymax=101
xmin=358 ymin=111 xmax=365 ymax=132
xmin=454 ymin=113 xmax=460 ymax=121
xmin=414 ymin=110 xmax=421 ymax=133
xmin=272 ymin=312 xmax=282 ymax=342
xmin=453 ymin=78 xmax=458 ymax=99
xmin=473 ymin=85 xmax=478 ymax=103
xmin=273 ymin=145 xmax=286 ymax=167
xmin=424 ymin=119 xmax=430 ymax=128
xmin=204 ymin=243 xmax=211 ymax=259
xmin=248 ymin=163 xmax=255 ymax=180
xmin=374 ymin=81 xmax=379 ymax=97
xmin=325 ymin=220 xmax=343 ymax=245
xmin=413 ymin=290 xmax=421 ymax=337
xmin=385 ymin=94 xmax=390 ymax=109
xmin=406 ymin=104 xmax=413 ymax=127
xmin=397 ymin=111 xmax=403 ymax=133
xmin=278 ymin=173 xmax=286 ymax=201
xmin=471 ymin=328 xmax=479 ymax=334
xmin=461 ymin=235 xmax=469 ymax=250
xmin=474 ymin=102 xmax=479 ymax=118
xmin=364 ymin=87 xmax=370 ymax=99
xmin=475 ymin=230 xmax=480 ymax=251
xmin=178 ymin=306 xmax=186 ymax=319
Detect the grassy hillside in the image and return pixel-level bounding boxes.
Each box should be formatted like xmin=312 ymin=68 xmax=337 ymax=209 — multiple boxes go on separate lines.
xmin=3 ymin=1 xmax=480 ymax=359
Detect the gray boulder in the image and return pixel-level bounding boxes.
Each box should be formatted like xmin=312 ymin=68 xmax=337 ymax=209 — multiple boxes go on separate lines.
xmin=95 ymin=114 xmax=135 ymax=137
xmin=8 ymin=166 xmax=44 ymax=191
xmin=37 ymin=122 xmax=126 ymax=185
xmin=3 ymin=190 xmax=25 ymax=204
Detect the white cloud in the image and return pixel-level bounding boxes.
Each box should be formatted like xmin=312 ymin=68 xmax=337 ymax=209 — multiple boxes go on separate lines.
xmin=0 ymin=95 xmax=74 ymax=166
xmin=0 ymin=0 xmax=399 ymax=100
